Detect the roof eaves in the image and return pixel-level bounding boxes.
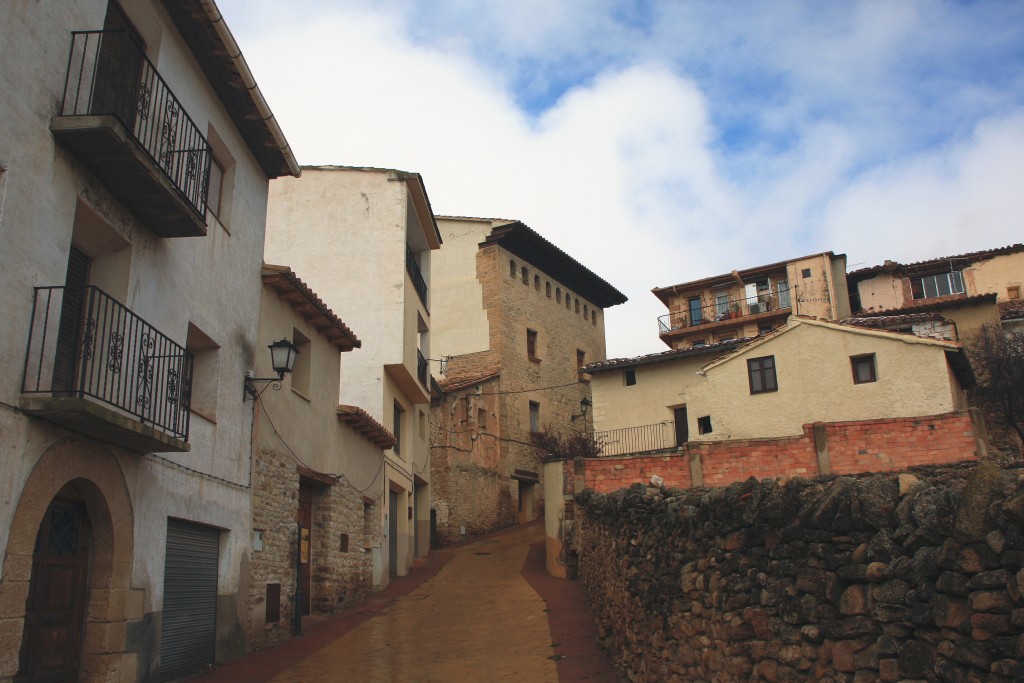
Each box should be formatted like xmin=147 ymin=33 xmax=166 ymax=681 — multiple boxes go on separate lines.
xmin=336 ymin=405 xmax=396 ymax=450
xmin=261 ymin=264 xmax=362 ymax=351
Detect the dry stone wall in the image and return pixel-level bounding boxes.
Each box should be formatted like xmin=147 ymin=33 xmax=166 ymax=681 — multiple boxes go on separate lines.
xmin=574 ymin=461 xmax=1024 ymax=682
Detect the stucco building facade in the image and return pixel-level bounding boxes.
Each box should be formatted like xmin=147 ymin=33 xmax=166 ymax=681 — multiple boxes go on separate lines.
xmin=430 ymin=218 xmax=626 ymax=545
xmin=653 ymin=251 xmax=850 ymax=349
xmin=264 ymin=166 xmax=440 ymax=583
xmin=0 ymin=0 xmax=298 ymax=679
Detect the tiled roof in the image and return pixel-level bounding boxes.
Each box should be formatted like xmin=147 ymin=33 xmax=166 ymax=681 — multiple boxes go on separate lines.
xmin=999 ymin=299 xmax=1024 ymax=321
xmin=582 ymin=338 xmax=753 ymax=374
xmin=439 ymin=369 xmax=501 ymax=393
xmin=336 ymin=405 xmax=395 ymax=450
xmin=852 ymin=293 xmax=998 ymax=317
xmin=839 ymin=312 xmax=948 ymax=328
xmin=261 ymin=264 xmax=361 ymax=351
xmin=481 ymin=222 xmax=627 ymax=308
xmin=848 ymin=243 xmax=1024 ymax=280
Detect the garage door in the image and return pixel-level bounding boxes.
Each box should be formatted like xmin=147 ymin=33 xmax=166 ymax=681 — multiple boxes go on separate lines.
xmin=161 ymin=519 xmax=219 ymax=681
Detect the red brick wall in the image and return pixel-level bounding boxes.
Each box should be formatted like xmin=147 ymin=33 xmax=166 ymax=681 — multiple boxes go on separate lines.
xmin=576 ymin=411 xmax=978 ymax=494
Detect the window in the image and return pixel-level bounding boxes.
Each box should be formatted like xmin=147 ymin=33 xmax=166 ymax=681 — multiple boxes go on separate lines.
xmin=393 ymin=401 xmax=404 ymax=455
xmin=801 ymin=268 xmax=812 ymax=278
xmin=851 ymin=354 xmax=877 ymax=384
xmin=697 ymin=416 xmax=713 ymax=434
xmin=265 ymin=584 xmax=281 ymax=623
xmin=186 ymin=323 xmax=220 ymax=421
xmin=521 ymin=267 xmax=529 ymax=285
xmin=624 ymin=369 xmax=637 ymax=386
xmin=526 ymin=329 xmax=539 ymax=360
xmin=290 ymin=328 xmax=311 ymax=397
xmin=207 ymin=156 xmax=224 ymax=218
xmin=510 ymin=260 xmax=516 ymax=277
xmin=691 ymin=339 xmax=706 ymax=347
xmin=529 ymin=401 xmax=540 ymax=432
xmin=477 ymin=407 xmax=487 ymax=430
xmin=534 ymin=275 xmax=541 ymax=290
xmin=913 ymin=271 xmax=964 ymax=300
xmin=575 ymin=299 xmax=580 ymax=314
xmin=576 ymin=349 xmax=587 ymax=381
xmin=583 ymin=305 xmax=589 ymax=319
xmin=747 ymin=355 xmax=778 ymax=394
xmin=546 ymin=282 xmax=551 ymax=298
xmin=758 ymin=324 xmax=774 ymax=336
xmin=419 ymin=409 xmax=427 ymax=438
xmin=591 ymin=310 xmax=597 ymax=326
xmin=555 ymin=287 xmax=561 ymax=303
xmin=1008 ymin=286 xmax=1021 ymax=300
xmin=205 ymin=125 xmax=235 ymax=228
xmin=689 ymin=297 xmax=702 ymax=326
xmin=565 ymin=295 xmax=571 ymax=310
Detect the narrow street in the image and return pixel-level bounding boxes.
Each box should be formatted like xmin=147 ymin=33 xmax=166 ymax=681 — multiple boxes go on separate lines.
xmin=193 ymin=521 xmax=623 ymax=682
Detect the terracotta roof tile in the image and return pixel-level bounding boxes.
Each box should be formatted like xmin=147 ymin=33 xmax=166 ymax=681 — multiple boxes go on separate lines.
xmin=848 ymin=243 xmax=1024 ymax=280
xmin=582 ymin=338 xmax=753 ymax=373
xmin=336 ymin=405 xmax=395 ymax=450
xmin=262 ymin=264 xmax=361 ymax=351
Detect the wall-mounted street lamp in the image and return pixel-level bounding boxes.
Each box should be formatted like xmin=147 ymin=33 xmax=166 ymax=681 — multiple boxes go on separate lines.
xmin=244 ymin=338 xmax=299 ymax=399
xmin=571 ymin=397 xmax=592 ymax=422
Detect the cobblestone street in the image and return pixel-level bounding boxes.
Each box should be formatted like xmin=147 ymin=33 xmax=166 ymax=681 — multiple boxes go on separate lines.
xmin=192 ymin=521 xmax=622 ymax=682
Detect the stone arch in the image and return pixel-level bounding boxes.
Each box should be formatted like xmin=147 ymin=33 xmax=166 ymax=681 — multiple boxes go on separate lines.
xmin=0 ymin=438 xmax=135 ymax=680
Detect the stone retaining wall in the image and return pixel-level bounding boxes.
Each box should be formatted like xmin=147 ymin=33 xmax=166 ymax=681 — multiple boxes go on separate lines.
xmin=573 ymin=461 xmax=1024 ymax=682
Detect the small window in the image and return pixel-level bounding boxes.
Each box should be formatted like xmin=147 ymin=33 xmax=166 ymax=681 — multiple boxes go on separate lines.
xmin=477 ymin=407 xmax=487 ymax=430
xmin=624 ymin=369 xmax=637 ymax=386
xmin=1008 ymin=286 xmax=1021 ymax=300
xmin=526 ymin=329 xmax=539 ymax=360
xmin=546 ymin=282 xmax=552 ymax=298
xmin=419 ymin=409 xmax=427 ymax=438
xmin=691 ymin=339 xmax=706 ymax=347
xmin=207 ymin=156 xmax=224 ymax=218
xmin=913 ymin=271 xmax=964 ymax=300
xmin=566 ymin=295 xmax=571 ymax=310
xmin=697 ymin=416 xmax=712 ymax=434
xmin=591 ymin=310 xmax=597 ymax=326
xmin=555 ymin=287 xmax=561 ymax=303
xmin=529 ymin=401 xmax=540 ymax=432
xmin=522 ymin=267 xmax=529 ymax=285
xmin=801 ymin=268 xmax=812 ymax=278
xmin=758 ymin=324 xmax=774 ymax=335
xmin=510 ymin=260 xmax=516 ymax=277
xmin=290 ymin=328 xmax=311 ymax=397
xmin=851 ymin=354 xmax=877 ymax=384
xmin=583 ymin=304 xmax=589 ymax=319
xmin=576 ymin=349 xmax=587 ymax=381
xmin=747 ymin=355 xmax=778 ymax=394
xmin=534 ymin=275 xmax=541 ymax=290
xmin=339 ymin=533 xmax=349 ymax=552
xmin=393 ymin=401 xmax=404 ymax=455
xmin=575 ymin=299 xmax=580 ymax=314
xmin=186 ymin=323 xmax=220 ymax=421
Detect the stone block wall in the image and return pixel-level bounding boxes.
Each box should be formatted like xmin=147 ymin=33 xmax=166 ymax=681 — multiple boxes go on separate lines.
xmin=580 ymin=411 xmax=980 ymax=494
xmin=310 ymin=480 xmax=376 ymax=615
xmin=573 ymin=461 xmax=1024 ymax=682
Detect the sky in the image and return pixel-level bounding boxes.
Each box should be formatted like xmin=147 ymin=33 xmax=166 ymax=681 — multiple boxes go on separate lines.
xmin=217 ymin=0 xmax=1024 ymax=360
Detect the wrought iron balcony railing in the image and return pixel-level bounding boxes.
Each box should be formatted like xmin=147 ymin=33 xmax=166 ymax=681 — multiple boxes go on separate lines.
xmin=658 ymin=284 xmax=792 ymax=335
xmin=406 ymin=245 xmax=428 ymax=308
xmin=58 ymin=29 xmax=211 ymax=219
xmin=22 ymin=286 xmax=193 ymax=441
xmin=593 ymin=422 xmax=677 ymax=457
xmin=417 ymin=349 xmax=428 ymax=387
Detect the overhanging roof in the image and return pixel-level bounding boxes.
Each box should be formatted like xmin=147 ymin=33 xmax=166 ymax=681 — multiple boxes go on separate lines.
xmin=480 ymin=222 xmax=627 ymax=308
xmin=848 ymin=243 xmax=1024 ymax=282
xmin=582 ymin=338 xmax=751 ymax=374
xmin=160 ymin=0 xmax=300 ymax=178
xmin=262 ymin=264 xmax=361 ymax=351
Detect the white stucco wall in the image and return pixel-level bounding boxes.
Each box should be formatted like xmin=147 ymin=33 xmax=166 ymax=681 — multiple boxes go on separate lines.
xmin=431 ymin=217 xmax=495 ymax=358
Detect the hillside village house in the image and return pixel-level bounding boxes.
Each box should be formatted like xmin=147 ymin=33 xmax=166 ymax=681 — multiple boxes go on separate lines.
xmin=0 ymin=0 xmax=298 ymax=679
xmin=653 ymin=251 xmax=850 ymax=349
xmin=430 ymin=218 xmax=626 ymax=544
xmin=848 ymin=243 xmax=1024 ymax=339
xmin=249 ymin=265 xmax=394 ymax=647
xmin=264 ymin=166 xmax=440 ymax=582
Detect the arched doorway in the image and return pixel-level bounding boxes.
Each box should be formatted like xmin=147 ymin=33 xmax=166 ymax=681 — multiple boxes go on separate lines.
xmin=17 ymin=487 xmax=92 ymax=681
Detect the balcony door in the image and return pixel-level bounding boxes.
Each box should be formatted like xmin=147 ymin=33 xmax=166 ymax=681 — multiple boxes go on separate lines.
xmin=92 ymin=3 xmax=144 ymax=127
xmin=52 ymin=247 xmax=91 ymax=394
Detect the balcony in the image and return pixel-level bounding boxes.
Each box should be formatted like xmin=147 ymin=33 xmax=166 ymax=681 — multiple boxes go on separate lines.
xmin=658 ymin=285 xmax=792 ymax=337
xmin=51 ymin=30 xmax=211 ymax=238
xmin=21 ymin=286 xmax=192 ymax=453
xmin=406 ymin=245 xmax=428 ymax=308
xmin=593 ymin=422 xmax=677 ymax=457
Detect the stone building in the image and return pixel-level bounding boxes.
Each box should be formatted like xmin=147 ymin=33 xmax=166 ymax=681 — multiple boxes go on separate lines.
xmin=652 ymin=251 xmax=850 ymax=349
xmin=264 ymin=166 xmax=441 ymax=583
xmin=430 ymin=217 xmax=626 ymax=545
xmin=0 ymin=1 xmax=298 ymax=679
xmin=248 ymin=265 xmax=394 ymax=647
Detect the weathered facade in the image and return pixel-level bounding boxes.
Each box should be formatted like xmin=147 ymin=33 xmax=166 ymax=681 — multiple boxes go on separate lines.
xmin=248 ymin=266 xmax=391 ymax=648
xmin=0 ymin=1 xmax=297 ymax=679
xmin=653 ymin=251 xmax=850 ymax=350
xmin=264 ymin=167 xmax=440 ymax=584
xmin=430 ymin=217 xmax=627 ymax=545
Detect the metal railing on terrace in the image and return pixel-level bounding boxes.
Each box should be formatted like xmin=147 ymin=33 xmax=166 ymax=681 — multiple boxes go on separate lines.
xmin=406 ymin=245 xmax=428 ymax=308
xmin=593 ymin=422 xmax=677 ymax=457
xmin=658 ymin=285 xmax=792 ymax=335
xmin=22 ymin=286 xmax=193 ymax=441
xmin=59 ymin=29 xmax=211 ymax=217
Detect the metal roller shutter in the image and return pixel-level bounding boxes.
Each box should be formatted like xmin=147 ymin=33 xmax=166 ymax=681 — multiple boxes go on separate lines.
xmin=160 ymin=519 xmax=219 ymax=681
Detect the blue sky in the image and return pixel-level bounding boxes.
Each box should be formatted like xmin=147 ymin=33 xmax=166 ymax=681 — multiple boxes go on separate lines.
xmin=218 ymin=0 xmax=1024 ymax=358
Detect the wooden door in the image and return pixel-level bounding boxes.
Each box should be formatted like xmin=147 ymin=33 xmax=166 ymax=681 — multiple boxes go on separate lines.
xmin=297 ymin=484 xmax=312 ymax=616
xmin=17 ymin=499 xmax=91 ymax=683
xmin=674 ymin=407 xmax=689 ymax=447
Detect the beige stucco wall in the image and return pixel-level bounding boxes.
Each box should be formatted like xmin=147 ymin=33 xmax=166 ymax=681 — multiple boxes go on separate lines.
xmin=0 ymin=0 xmax=283 ymax=676
xmin=687 ymin=320 xmax=964 ymax=441
xmin=855 ymin=272 xmax=903 ymax=312
xmin=967 ymin=251 xmax=1024 ymax=300
xmin=432 ymin=217 xmax=494 ymax=357
xmin=786 ymin=253 xmax=849 ymax=319
xmin=589 ymin=356 xmax=708 ymax=434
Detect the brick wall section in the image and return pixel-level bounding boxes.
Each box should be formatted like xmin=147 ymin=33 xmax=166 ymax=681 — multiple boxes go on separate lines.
xmin=578 ymin=411 xmax=978 ymax=494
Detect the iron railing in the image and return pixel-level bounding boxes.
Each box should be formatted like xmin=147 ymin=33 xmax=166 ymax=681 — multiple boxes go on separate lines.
xmin=22 ymin=286 xmax=193 ymax=441
xmin=658 ymin=284 xmax=793 ymax=335
xmin=59 ymin=30 xmax=211 ymax=218
xmin=593 ymin=422 xmax=676 ymax=457
xmin=417 ymin=349 xmax=428 ymax=387
xmin=406 ymin=245 xmax=428 ymax=307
